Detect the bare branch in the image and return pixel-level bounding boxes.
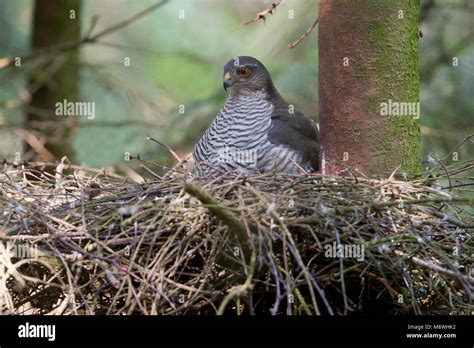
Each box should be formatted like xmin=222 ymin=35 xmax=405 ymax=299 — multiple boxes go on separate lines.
xmin=231 ymin=0 xmax=283 ymax=32
xmin=146 ymin=135 xmax=182 ymax=163
xmin=0 ymin=0 xmax=168 ymax=69
xmin=288 ymin=17 xmax=318 ymax=49
xmin=440 ymin=133 xmax=474 ymax=162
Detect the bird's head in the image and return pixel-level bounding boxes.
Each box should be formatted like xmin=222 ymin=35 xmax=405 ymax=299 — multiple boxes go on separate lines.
xmin=222 ymin=56 xmax=274 ymax=96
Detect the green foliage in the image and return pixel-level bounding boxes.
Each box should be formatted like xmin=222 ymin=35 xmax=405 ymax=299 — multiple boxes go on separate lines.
xmin=150 ymin=55 xmax=216 ymax=100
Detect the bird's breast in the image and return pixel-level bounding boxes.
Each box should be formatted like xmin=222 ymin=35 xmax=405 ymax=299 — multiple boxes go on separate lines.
xmin=194 ymin=92 xmax=315 ymax=176
xmin=211 ymin=95 xmax=274 ymax=148
xmin=193 ymin=94 xmax=275 ymax=175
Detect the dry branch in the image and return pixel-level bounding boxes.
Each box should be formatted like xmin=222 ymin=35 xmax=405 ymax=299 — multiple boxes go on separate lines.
xmin=184 ymin=180 xmax=249 ymax=246
xmin=232 ymin=0 xmax=284 ymax=31
xmin=288 ymin=17 xmax=319 ymax=49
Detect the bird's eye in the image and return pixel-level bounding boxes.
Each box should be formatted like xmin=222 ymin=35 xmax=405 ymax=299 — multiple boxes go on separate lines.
xmin=237 ymin=67 xmax=251 ymax=78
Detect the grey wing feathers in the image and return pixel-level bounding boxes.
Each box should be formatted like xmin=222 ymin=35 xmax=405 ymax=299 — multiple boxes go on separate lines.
xmin=267 ymin=108 xmax=320 ymax=171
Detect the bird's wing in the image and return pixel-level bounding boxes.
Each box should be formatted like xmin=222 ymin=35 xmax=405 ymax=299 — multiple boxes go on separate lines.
xmin=268 ymin=107 xmax=320 ymax=171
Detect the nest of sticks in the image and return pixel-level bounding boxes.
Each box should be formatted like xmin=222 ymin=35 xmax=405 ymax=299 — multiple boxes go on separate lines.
xmin=0 ymin=155 xmax=473 ymax=315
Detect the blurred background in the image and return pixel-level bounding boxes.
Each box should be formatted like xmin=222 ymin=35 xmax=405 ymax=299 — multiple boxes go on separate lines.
xmin=0 ymin=0 xmax=473 ymax=176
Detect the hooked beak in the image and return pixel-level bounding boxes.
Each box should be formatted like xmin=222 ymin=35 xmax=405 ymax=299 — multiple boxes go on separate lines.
xmin=223 ymin=72 xmax=233 ymax=91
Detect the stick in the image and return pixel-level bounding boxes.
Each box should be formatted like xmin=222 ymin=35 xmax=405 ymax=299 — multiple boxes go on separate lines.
xmin=393 ymin=250 xmax=474 ymax=287
xmin=184 ymin=180 xmax=249 ymax=246
xmin=146 ymin=135 xmax=182 ymax=163
xmin=288 ymin=17 xmax=318 ymax=49
xmin=217 ymin=251 xmax=256 ymax=315
xmin=231 ymin=0 xmax=283 ymax=32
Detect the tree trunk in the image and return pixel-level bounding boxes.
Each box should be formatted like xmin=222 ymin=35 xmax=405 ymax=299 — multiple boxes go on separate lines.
xmin=26 ymin=0 xmax=81 ymax=162
xmin=318 ymin=0 xmax=421 ymax=177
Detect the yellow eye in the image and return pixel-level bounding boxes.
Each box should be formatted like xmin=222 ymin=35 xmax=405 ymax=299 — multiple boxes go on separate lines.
xmin=237 ymin=67 xmax=251 ymax=78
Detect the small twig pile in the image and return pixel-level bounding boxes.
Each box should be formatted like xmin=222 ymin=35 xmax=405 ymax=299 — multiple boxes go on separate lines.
xmin=0 ymin=158 xmax=472 ymax=315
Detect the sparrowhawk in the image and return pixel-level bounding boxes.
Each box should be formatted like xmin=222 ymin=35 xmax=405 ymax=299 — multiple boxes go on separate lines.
xmin=193 ymin=56 xmax=320 ymax=177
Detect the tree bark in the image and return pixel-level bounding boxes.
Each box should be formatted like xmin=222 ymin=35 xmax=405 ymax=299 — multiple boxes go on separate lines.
xmin=318 ymin=0 xmax=421 ymax=177
xmin=26 ymin=0 xmax=81 ymax=161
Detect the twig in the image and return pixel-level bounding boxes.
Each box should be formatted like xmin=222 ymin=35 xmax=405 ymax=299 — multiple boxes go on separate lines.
xmin=87 ymin=1 xmax=168 ymax=42
xmin=364 ymin=197 xmax=472 ymax=212
xmin=416 ymin=207 xmax=474 ymax=229
xmin=393 ymin=250 xmax=474 ymax=287
xmin=427 ymin=154 xmax=452 ymax=191
xmin=184 ymin=180 xmax=249 ymax=245
xmin=14 ymin=129 xmax=55 ymax=162
xmin=131 ymin=155 xmax=186 ymax=176
xmin=440 ymin=133 xmax=474 ymax=162
xmin=139 ymin=164 xmax=162 ymax=179
xmin=288 ymin=17 xmax=318 ymax=49
xmin=231 ymin=0 xmax=283 ymax=32
xmin=290 ymin=158 xmax=310 ymax=175
xmin=335 ymin=229 xmax=350 ymax=315
xmin=388 ymin=164 xmax=402 ymax=181
xmin=146 ymin=135 xmax=182 ymax=163
xmin=217 ymin=251 xmax=256 ymax=315
xmin=84 ymin=15 xmax=100 ymax=39
xmin=2 ymin=160 xmax=126 ymax=180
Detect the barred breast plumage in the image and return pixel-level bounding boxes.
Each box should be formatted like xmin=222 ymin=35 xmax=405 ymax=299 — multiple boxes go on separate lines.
xmin=193 ymin=56 xmax=319 ymax=177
